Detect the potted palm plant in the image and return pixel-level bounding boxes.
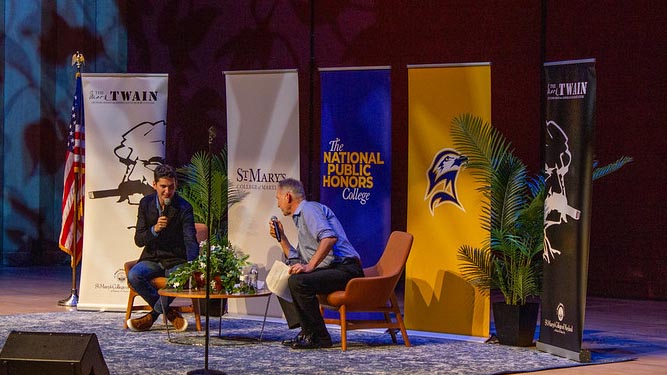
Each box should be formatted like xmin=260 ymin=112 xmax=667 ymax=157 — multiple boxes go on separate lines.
xmin=174 ymin=147 xmax=248 ymax=314
xmin=452 ymin=113 xmax=631 ymax=346
xmin=176 ymin=148 xmax=247 ymax=240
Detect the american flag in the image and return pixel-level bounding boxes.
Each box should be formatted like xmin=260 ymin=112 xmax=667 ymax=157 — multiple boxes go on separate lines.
xmin=59 ymin=73 xmax=85 ymax=266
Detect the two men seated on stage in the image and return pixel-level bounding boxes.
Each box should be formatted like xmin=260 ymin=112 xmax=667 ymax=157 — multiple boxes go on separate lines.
xmin=126 ymin=164 xmax=199 ymax=332
xmin=126 ymin=172 xmax=362 ymax=346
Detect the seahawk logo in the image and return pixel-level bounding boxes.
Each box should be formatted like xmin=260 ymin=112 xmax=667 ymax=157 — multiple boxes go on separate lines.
xmin=424 ymin=148 xmax=468 ymax=215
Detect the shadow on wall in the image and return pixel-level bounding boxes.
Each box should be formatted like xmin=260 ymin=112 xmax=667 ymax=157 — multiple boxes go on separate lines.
xmin=405 ymin=270 xmax=484 ymax=337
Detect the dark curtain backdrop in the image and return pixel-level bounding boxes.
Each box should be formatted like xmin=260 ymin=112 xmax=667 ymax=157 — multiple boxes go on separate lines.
xmin=1 ymin=0 xmax=664 ymax=300
xmin=544 ymin=1 xmax=666 ymax=299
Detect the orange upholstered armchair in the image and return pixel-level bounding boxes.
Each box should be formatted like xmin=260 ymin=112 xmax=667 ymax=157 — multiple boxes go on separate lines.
xmin=318 ymin=231 xmax=413 ymax=351
xmin=123 ymin=223 xmax=208 ymax=331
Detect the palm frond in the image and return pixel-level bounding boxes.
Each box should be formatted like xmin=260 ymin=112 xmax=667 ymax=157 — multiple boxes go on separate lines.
xmin=490 ymin=155 xmax=528 ymax=232
xmin=592 ymin=156 xmax=633 ymax=180
xmin=451 ymin=114 xmax=514 ymax=185
xmin=453 ymin=114 xmax=542 ymax=305
xmin=176 ymin=148 xmax=247 ymax=238
xmin=456 ymin=244 xmax=493 ymax=295
xmin=453 ymin=113 xmax=631 ymax=305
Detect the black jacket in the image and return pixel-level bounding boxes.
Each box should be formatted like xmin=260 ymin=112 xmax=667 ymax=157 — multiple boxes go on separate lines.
xmin=134 ymin=192 xmax=199 ymax=269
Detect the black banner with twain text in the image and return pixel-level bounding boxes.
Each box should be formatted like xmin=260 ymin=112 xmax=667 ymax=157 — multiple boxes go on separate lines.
xmin=537 ymin=59 xmax=596 ymax=362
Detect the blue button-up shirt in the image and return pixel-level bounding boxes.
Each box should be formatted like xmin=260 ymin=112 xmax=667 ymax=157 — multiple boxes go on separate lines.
xmin=289 ymin=200 xmax=360 ymax=269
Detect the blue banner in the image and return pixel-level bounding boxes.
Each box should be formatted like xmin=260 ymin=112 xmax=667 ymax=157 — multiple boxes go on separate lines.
xmin=319 ymin=68 xmax=391 ymax=268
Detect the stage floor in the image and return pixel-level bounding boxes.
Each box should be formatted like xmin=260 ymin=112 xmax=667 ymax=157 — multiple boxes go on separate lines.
xmin=1 ymin=265 xmax=665 ymax=374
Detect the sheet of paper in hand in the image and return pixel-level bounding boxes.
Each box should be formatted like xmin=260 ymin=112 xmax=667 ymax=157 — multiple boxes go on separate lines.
xmin=266 ymin=260 xmax=292 ymax=302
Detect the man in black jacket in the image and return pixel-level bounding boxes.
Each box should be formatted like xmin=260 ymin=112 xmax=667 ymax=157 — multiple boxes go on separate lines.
xmin=126 ymin=164 xmax=199 ymax=332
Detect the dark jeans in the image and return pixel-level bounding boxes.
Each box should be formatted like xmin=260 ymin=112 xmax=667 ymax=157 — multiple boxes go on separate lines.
xmin=280 ymin=259 xmax=363 ymax=337
xmin=127 ymin=260 xmax=183 ymax=315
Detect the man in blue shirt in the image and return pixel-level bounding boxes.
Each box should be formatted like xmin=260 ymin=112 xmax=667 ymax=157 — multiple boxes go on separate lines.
xmin=269 ymin=178 xmax=363 ymax=349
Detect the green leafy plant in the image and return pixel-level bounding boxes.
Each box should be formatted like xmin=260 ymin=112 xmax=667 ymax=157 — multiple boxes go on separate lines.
xmin=453 ymin=113 xmax=632 ymax=305
xmin=167 ymin=238 xmax=252 ymax=294
xmin=169 ymin=146 xmax=251 ymax=293
xmin=176 ymin=148 xmax=247 ymax=240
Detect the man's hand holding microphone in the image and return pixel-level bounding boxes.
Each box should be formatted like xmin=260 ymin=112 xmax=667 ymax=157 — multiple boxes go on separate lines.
xmin=269 ymin=216 xmax=311 ymax=275
xmin=269 ymin=216 xmax=283 ymax=243
xmin=154 ymin=198 xmax=171 ymax=233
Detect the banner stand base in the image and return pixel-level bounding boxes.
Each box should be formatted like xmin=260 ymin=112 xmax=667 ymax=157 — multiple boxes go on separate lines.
xmin=536 ymin=341 xmax=591 ymax=362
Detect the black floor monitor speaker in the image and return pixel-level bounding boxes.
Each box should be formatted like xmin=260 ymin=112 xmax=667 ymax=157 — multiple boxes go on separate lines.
xmin=0 ymin=331 xmax=109 ymax=375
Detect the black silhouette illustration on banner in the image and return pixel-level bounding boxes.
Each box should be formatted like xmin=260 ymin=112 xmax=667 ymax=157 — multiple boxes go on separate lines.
xmin=88 ymin=120 xmax=166 ymax=205
xmin=543 ymin=120 xmax=581 ymax=263
xmin=425 ymin=148 xmax=468 ymax=215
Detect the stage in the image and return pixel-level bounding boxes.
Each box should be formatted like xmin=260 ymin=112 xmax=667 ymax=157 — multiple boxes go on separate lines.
xmin=1 ymin=266 xmax=665 ymax=374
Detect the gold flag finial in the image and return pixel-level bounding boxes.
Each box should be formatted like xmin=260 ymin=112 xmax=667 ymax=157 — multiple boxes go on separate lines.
xmin=71 ymin=52 xmax=85 ymax=69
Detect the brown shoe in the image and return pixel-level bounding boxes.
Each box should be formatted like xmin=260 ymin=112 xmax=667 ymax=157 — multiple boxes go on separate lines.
xmin=166 ymin=309 xmax=188 ymax=332
xmin=127 ymin=313 xmax=155 ymax=332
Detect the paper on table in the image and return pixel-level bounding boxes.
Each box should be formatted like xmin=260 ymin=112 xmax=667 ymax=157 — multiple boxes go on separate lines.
xmin=265 ymin=260 xmax=292 ymax=302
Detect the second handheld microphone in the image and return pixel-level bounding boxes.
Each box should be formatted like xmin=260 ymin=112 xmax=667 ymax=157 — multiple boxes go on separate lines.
xmin=271 ymin=216 xmax=281 ymax=242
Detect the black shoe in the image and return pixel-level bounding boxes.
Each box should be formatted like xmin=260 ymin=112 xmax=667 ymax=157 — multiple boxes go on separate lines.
xmin=281 ymin=330 xmax=305 ymax=346
xmin=291 ymin=333 xmax=333 ymax=349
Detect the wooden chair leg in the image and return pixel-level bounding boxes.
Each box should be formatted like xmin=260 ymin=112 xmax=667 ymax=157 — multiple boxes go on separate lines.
xmin=385 ymin=312 xmax=398 ymax=343
xmin=124 ymin=290 xmax=138 ymax=329
xmin=391 ymin=293 xmax=411 ymax=347
xmin=395 ymin=311 xmax=410 ymax=347
xmin=340 ymin=305 xmax=348 ymax=351
xmin=191 ymin=298 xmax=202 ymax=331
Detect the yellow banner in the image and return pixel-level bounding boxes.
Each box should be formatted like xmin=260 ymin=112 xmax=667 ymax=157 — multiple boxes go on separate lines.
xmin=405 ymin=64 xmax=490 ymax=337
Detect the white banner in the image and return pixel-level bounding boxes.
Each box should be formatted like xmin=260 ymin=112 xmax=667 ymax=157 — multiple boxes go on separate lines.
xmin=225 ymin=70 xmax=300 ymax=316
xmin=78 ymin=73 xmax=168 ymax=311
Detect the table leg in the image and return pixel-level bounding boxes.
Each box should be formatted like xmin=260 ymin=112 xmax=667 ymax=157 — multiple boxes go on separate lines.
xmin=159 ymin=296 xmax=172 ymax=341
xmin=218 ymin=299 xmax=223 ymax=337
xmin=213 ymin=294 xmax=271 ymax=342
xmin=259 ymin=294 xmax=271 ymax=341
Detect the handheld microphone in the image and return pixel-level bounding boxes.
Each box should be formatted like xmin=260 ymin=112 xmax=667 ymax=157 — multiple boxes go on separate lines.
xmin=271 ymin=216 xmax=281 ymax=242
xmin=162 ymin=198 xmax=171 ymax=217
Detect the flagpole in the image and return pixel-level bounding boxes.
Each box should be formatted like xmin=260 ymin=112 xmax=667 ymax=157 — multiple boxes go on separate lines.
xmin=58 ymin=52 xmax=85 ymax=308
xmin=58 ymin=169 xmax=80 ymax=307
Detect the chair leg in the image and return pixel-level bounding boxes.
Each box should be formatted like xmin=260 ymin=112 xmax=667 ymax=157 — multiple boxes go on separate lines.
xmin=384 ymin=312 xmax=398 ymax=343
xmin=390 ymin=293 xmax=411 ymax=347
xmin=124 ymin=290 xmax=138 ymax=329
xmin=339 ymin=305 xmax=348 ymax=351
xmin=191 ymin=298 xmax=202 ymax=331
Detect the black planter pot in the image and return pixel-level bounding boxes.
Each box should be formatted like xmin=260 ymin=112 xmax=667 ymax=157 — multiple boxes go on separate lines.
xmin=492 ymin=302 xmax=539 ymax=347
xmin=197 ymin=298 xmax=227 ymax=317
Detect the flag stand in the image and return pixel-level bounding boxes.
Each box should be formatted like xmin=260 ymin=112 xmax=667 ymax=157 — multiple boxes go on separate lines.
xmin=58 ymin=168 xmax=80 ymax=307
xmin=58 ymin=52 xmax=85 ymax=308
xmin=57 ymin=265 xmax=79 ymax=307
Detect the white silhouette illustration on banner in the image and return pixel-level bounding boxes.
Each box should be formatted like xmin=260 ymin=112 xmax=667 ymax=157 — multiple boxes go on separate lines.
xmin=543 ymin=120 xmax=581 ymax=263
xmin=88 ymin=120 xmax=166 ymax=205
xmin=425 ymin=148 xmax=468 ymax=215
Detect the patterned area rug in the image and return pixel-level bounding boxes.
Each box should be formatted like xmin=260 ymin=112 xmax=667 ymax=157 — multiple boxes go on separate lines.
xmin=0 ymin=312 xmax=632 ymax=375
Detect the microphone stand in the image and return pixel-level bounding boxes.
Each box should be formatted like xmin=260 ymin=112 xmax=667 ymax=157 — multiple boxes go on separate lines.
xmin=188 ymin=126 xmax=225 ymax=375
